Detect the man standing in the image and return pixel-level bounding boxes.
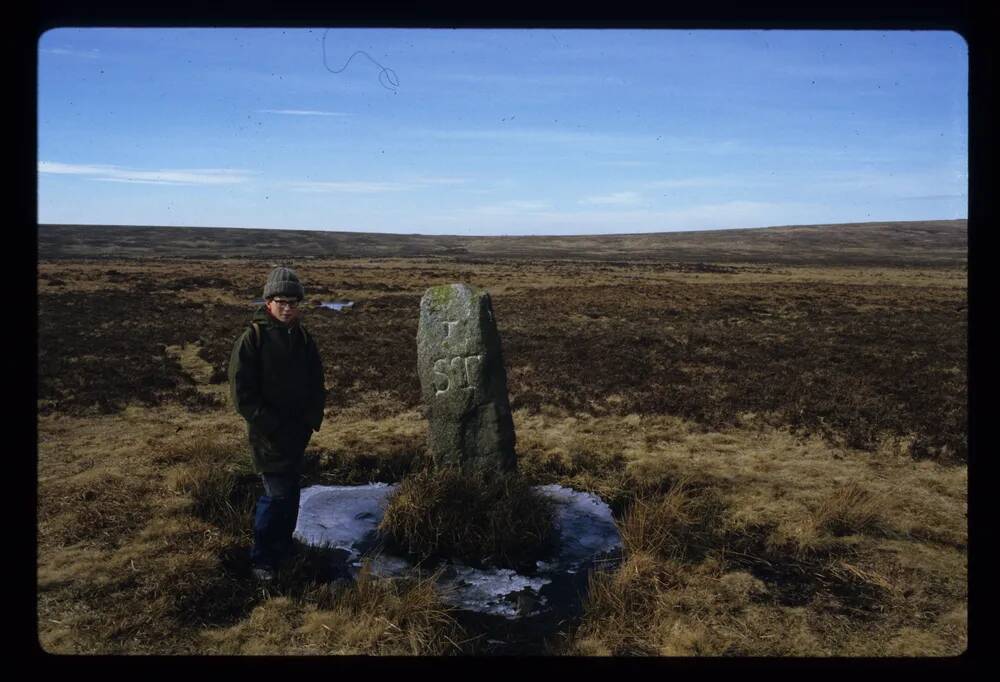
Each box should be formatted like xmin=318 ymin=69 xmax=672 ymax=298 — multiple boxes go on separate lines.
xmin=229 ymin=266 xmax=326 ymax=581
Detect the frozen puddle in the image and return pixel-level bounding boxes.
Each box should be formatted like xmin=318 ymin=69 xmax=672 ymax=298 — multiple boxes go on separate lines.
xmin=294 ymin=483 xmax=622 ymax=619
xmin=318 ymin=300 xmax=354 ymax=311
xmin=248 ymin=299 xmax=354 ymax=311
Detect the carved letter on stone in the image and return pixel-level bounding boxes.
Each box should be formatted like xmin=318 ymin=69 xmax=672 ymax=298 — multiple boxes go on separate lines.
xmin=432 ymin=358 xmax=450 ymax=395
xmin=449 ymin=356 xmax=469 ymax=391
xmin=464 ymin=354 xmax=483 ymax=387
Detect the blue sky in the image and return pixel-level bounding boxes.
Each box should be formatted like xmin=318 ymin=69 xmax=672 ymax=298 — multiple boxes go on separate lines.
xmin=37 ymin=28 xmax=967 ymax=235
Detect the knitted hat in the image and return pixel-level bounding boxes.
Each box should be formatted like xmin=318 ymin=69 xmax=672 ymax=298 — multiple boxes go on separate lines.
xmin=263 ymin=266 xmax=305 ymax=300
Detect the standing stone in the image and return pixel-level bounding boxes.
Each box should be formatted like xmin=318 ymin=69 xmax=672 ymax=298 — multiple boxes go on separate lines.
xmin=417 ymin=283 xmax=516 ymax=475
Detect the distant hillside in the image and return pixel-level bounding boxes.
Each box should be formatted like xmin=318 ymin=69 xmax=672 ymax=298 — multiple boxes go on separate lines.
xmin=36 ymin=220 xmax=967 ymax=267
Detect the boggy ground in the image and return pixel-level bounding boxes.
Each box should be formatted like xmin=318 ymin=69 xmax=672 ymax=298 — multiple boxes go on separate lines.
xmin=36 ymin=253 xmax=967 ymax=655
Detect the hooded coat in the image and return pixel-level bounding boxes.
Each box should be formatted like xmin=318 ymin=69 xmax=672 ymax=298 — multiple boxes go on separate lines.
xmin=228 ymin=306 xmax=326 ymax=474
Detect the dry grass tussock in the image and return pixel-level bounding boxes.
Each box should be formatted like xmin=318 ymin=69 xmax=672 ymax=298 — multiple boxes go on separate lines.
xmin=172 ymin=463 xmax=258 ymax=539
xmin=566 ymin=471 xmax=962 ymax=656
xmin=379 ymin=467 xmax=557 ymax=569
xmin=617 ymin=478 xmax=726 ymax=562
xmin=811 ymin=481 xmax=890 ymax=537
xmin=163 ymin=437 xmax=259 ymax=539
xmin=204 ymin=562 xmax=466 ymax=655
xmin=298 ymin=563 xmax=466 ymax=655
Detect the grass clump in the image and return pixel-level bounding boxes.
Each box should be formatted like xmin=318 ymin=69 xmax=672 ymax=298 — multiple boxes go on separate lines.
xmin=167 ymin=438 xmax=258 ymax=539
xmin=206 ymin=562 xmax=467 ymax=655
xmin=378 ymin=466 xmax=557 ymax=569
xmin=811 ymin=481 xmax=889 ymax=537
xmin=299 ymin=562 xmax=467 ymax=655
xmin=618 ymin=479 xmax=725 ymax=562
xmin=572 ymin=552 xmax=683 ymax=655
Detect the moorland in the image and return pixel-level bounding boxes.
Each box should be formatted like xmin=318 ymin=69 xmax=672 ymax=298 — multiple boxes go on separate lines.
xmin=36 ymin=219 xmax=967 ymax=655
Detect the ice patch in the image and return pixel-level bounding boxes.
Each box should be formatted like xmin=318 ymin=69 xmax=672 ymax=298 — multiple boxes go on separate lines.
xmin=319 ymin=300 xmax=354 ymax=311
xmin=294 ymin=483 xmax=397 ymax=562
xmin=439 ymin=565 xmax=551 ymax=618
xmin=294 ymin=482 xmax=622 ymax=619
xmin=535 ymin=484 xmax=621 ymax=567
xmin=249 ymin=299 xmax=354 ymax=311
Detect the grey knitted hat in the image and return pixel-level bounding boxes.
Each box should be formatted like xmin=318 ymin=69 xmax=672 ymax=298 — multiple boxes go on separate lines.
xmin=263 ymin=266 xmax=304 ymax=300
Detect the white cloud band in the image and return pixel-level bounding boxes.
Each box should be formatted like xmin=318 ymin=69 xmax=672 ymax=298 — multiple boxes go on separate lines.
xmin=39 ymin=162 xmax=255 ymax=186
xmin=258 ymin=109 xmax=350 ymax=117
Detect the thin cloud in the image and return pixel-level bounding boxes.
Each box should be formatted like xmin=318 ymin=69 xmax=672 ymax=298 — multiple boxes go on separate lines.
xmin=645 ymin=177 xmax=731 ymax=189
xmin=600 ymin=160 xmax=656 ymax=168
xmin=471 ymin=200 xmax=551 ymax=214
xmin=38 ymin=162 xmax=112 ymax=176
xmin=579 ymin=191 xmax=642 ymax=206
xmin=93 ymin=178 xmax=190 ymax=186
xmin=40 ymin=47 xmax=100 ymax=59
xmin=775 ymin=63 xmax=889 ymax=81
xmin=287 ymin=181 xmax=410 ymax=193
xmin=287 ymin=176 xmax=471 ymax=193
xmin=424 ymin=127 xmax=642 ymax=146
xmin=420 ymin=127 xmax=749 ymax=156
xmin=643 ymin=175 xmax=781 ymax=190
xmin=403 ymin=175 xmax=470 ymax=186
xmin=808 ymin=169 xmax=967 ymax=197
xmin=898 ymin=193 xmax=967 ymax=202
xmin=39 ymin=161 xmax=255 ymax=186
xmin=434 ymin=72 xmax=627 ymax=89
xmin=258 ymin=109 xmax=350 ymax=117
xmin=431 ymin=200 xmax=821 ymax=234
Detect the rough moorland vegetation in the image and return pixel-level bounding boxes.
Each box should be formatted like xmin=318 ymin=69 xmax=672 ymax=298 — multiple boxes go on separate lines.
xmin=36 ymin=220 xmax=967 ymax=655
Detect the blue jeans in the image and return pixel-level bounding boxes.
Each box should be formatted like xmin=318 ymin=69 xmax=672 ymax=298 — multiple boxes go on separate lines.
xmin=251 ymin=471 xmax=301 ymax=570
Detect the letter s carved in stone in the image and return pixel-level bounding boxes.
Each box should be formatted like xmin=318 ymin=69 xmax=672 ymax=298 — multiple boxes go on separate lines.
xmin=432 ymin=358 xmax=450 ymax=395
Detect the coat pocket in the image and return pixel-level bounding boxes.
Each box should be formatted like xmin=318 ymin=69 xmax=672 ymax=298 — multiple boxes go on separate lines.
xmin=249 ymin=424 xmax=285 ymax=463
xmin=289 ymin=421 xmax=313 ymax=454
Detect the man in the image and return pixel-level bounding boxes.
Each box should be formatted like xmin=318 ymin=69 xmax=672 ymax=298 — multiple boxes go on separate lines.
xmin=228 ymin=266 xmax=326 ymax=581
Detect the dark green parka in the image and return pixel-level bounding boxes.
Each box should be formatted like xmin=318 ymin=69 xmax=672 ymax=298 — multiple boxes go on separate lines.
xmin=228 ymin=307 xmax=326 ymax=474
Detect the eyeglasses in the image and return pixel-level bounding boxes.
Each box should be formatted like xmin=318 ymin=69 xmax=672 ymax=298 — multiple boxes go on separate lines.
xmin=270 ymin=298 xmax=301 ymax=308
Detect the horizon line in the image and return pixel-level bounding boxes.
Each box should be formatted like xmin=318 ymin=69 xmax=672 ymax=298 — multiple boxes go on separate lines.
xmin=36 ymin=217 xmax=968 ymax=239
